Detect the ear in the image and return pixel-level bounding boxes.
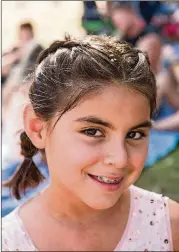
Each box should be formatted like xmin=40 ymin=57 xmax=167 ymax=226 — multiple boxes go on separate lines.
xmin=23 ymin=104 xmax=47 ymax=149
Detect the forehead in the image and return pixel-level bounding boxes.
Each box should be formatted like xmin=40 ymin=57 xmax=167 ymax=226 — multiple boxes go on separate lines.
xmin=63 ymin=86 xmax=150 ymax=125
xmin=20 ymin=28 xmax=31 ymax=33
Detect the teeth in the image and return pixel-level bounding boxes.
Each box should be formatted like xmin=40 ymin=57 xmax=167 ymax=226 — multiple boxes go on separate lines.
xmin=97 ymin=176 xmax=120 ymax=184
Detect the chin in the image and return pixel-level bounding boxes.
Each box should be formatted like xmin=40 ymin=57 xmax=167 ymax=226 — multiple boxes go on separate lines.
xmin=84 ymin=195 xmax=120 ymax=210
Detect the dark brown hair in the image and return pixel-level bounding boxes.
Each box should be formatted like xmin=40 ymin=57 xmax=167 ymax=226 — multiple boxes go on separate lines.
xmin=19 ymin=22 xmax=34 ymax=36
xmin=4 ymin=35 xmax=156 ymax=199
xmin=20 ymin=22 xmax=33 ymax=31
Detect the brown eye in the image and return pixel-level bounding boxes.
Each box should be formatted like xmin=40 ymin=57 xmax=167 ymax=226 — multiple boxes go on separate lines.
xmin=81 ymin=128 xmax=103 ymax=137
xmin=127 ymin=131 xmax=145 ymax=140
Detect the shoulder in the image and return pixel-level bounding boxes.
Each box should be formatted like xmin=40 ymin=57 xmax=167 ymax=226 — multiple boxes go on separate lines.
xmin=2 ymin=209 xmax=18 ymax=233
xmin=2 ymin=208 xmax=30 ymax=251
xmin=132 ymin=186 xmax=179 ymax=250
xmin=2 ymin=210 xmax=18 ymax=251
xmin=131 ymin=185 xmax=169 ymax=217
xmin=131 ymin=185 xmax=165 ymax=203
xmin=168 ymin=199 xmax=179 ymax=251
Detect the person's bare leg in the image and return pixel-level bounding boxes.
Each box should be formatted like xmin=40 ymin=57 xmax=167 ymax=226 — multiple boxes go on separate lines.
xmin=158 ymin=70 xmax=179 ymax=110
xmin=152 ymin=111 xmax=179 ymax=131
xmin=136 ymin=33 xmax=162 ymax=74
xmin=153 ymin=70 xmax=179 ymax=131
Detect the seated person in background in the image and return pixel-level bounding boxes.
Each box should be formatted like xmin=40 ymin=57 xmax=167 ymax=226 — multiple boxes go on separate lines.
xmin=2 ymin=22 xmax=40 ymax=84
xmin=136 ymin=32 xmax=179 ymax=167
xmin=137 ymin=33 xmax=179 ymax=132
xmin=109 ymin=1 xmax=162 ymax=46
xmin=110 ymin=2 xmax=146 ymax=45
xmin=2 ymin=22 xmax=43 ymax=126
xmin=2 ymin=22 xmax=43 ymax=92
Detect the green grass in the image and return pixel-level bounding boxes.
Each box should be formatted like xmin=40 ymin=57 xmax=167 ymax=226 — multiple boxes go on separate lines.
xmin=135 ymin=147 xmax=179 ymax=202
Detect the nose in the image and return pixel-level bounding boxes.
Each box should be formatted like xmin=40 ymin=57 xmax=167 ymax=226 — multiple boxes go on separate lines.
xmin=103 ymin=139 xmax=128 ymax=169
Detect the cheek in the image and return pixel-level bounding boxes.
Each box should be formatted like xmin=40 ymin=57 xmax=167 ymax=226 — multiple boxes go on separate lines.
xmin=46 ymin=133 xmax=102 ymax=178
xmin=129 ymin=142 xmax=149 ymax=172
xmin=124 ymin=143 xmax=148 ymax=187
xmin=63 ymin=142 xmax=100 ymax=172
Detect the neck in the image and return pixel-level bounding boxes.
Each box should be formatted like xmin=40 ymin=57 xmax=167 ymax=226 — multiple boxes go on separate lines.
xmin=38 ymin=183 xmax=129 ymax=225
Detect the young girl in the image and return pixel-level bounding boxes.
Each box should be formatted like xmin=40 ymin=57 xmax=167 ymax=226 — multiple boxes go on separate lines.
xmin=2 ymin=35 xmax=179 ymax=251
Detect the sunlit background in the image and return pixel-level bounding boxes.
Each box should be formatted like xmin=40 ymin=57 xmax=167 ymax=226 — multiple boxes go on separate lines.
xmin=2 ymin=1 xmax=86 ymax=51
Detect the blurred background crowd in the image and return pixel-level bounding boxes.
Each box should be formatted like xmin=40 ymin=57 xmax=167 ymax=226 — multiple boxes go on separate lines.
xmin=2 ymin=1 xmax=179 ymax=217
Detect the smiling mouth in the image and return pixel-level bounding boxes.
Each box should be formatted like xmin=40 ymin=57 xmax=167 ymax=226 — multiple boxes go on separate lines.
xmin=88 ymin=174 xmax=123 ymax=185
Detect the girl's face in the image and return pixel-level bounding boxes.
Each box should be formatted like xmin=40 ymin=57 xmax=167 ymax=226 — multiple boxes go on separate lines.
xmin=44 ymin=86 xmax=151 ymax=210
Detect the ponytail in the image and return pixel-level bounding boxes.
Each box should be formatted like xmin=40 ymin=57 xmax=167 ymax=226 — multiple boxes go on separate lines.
xmin=3 ymin=132 xmax=45 ymax=200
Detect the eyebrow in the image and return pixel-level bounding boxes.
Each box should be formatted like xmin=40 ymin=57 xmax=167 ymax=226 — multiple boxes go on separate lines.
xmin=75 ymin=116 xmax=114 ymax=129
xmin=130 ymin=121 xmax=152 ymax=130
xmin=75 ymin=116 xmax=152 ymax=130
